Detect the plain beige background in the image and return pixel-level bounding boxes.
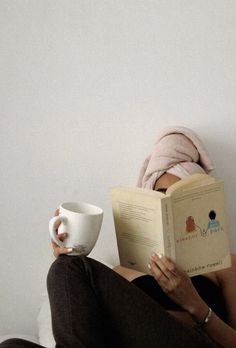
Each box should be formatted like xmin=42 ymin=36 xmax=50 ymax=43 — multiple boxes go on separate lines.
xmin=1 ymin=0 xmax=236 ymax=337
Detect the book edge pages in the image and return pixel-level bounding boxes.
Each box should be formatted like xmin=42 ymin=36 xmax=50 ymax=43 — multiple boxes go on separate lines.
xmin=166 ymin=174 xmax=215 ymax=196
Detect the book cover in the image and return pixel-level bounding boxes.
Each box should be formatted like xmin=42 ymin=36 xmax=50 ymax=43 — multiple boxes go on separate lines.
xmin=110 ymin=175 xmax=231 ymax=277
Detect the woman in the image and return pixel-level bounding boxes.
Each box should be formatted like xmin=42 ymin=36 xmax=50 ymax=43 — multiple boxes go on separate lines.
xmin=1 ymin=127 xmax=236 ymax=348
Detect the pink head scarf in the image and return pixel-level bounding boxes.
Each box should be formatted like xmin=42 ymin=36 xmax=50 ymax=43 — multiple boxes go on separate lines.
xmin=137 ymin=126 xmax=214 ymax=189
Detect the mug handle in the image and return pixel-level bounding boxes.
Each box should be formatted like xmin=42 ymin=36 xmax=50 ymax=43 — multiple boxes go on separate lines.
xmin=49 ymin=216 xmax=67 ymax=247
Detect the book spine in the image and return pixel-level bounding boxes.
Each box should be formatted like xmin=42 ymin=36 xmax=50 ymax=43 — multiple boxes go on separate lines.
xmin=161 ymin=197 xmax=176 ymax=260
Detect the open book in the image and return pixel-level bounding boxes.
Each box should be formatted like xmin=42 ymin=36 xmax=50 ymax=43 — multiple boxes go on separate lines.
xmin=110 ymin=174 xmax=231 ymax=277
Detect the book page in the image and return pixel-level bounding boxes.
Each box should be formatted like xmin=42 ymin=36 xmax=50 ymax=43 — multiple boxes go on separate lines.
xmin=110 ymin=187 xmax=166 ymax=273
xmin=171 ymin=181 xmax=231 ymax=276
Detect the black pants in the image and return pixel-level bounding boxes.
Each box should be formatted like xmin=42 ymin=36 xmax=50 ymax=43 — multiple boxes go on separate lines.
xmin=0 ymin=255 xmax=221 ymax=348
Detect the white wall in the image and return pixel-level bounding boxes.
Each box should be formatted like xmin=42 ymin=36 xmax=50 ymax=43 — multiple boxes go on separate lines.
xmin=0 ymin=0 xmax=236 ymax=337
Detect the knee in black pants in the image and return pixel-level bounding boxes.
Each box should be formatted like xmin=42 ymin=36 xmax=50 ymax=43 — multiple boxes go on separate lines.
xmin=46 ymin=255 xmax=86 ymax=292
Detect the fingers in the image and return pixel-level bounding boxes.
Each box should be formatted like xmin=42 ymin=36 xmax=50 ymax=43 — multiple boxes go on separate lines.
xmin=54 ymin=208 xmax=60 ymax=216
xmin=54 ymin=219 xmax=61 ymax=231
xmin=51 ymin=240 xmax=73 ymax=258
xmin=52 ymin=207 xmax=72 ymax=258
xmin=54 ymin=246 xmax=73 ymax=258
xmin=151 ymin=253 xmax=178 ymax=278
xmin=149 ymin=254 xmax=180 ymax=289
xmin=149 ymin=254 xmax=197 ymax=311
xmin=57 ymin=232 xmax=68 ymax=241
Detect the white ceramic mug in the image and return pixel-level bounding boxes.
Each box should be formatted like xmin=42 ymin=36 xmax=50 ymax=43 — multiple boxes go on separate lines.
xmin=49 ymin=202 xmax=103 ymax=256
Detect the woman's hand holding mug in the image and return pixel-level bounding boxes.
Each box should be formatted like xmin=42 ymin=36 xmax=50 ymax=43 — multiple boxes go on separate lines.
xmin=49 ymin=202 xmax=103 ymax=258
xmin=51 ymin=208 xmax=73 ymax=258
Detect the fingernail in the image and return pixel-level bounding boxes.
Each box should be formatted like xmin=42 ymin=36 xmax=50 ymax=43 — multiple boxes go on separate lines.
xmin=157 ymin=253 xmax=163 ymax=259
xmin=67 ymin=248 xmax=73 ymax=252
xmin=147 ymin=263 xmax=151 ymax=270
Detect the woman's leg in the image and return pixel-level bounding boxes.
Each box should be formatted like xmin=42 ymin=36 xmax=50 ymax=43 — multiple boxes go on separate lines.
xmin=0 ymin=339 xmax=45 ymax=348
xmin=47 ymin=255 xmax=220 ymax=348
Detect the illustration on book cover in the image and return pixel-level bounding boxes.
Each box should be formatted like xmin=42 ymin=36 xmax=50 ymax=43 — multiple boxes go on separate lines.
xmin=177 ymin=209 xmax=223 ymax=243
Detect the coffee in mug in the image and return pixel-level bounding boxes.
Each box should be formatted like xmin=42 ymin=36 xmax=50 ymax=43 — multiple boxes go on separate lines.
xmin=49 ymin=201 xmax=103 ymax=256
